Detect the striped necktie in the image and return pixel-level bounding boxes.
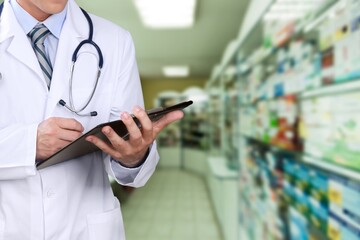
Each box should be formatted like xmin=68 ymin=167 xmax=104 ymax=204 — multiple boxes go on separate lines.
xmin=28 ymin=24 xmax=53 ymax=89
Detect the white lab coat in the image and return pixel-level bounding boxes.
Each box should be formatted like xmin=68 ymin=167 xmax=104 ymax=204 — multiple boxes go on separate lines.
xmin=0 ymin=0 xmax=159 ymax=239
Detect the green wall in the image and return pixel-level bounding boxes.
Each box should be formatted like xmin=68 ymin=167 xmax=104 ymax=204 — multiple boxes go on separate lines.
xmin=141 ymin=78 xmax=207 ymax=108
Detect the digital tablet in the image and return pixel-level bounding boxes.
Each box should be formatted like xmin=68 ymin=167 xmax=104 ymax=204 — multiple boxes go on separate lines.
xmin=36 ymin=100 xmax=193 ymax=169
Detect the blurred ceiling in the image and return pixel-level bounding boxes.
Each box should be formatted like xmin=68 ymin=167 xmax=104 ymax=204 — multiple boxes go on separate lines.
xmin=75 ymin=0 xmax=250 ymax=80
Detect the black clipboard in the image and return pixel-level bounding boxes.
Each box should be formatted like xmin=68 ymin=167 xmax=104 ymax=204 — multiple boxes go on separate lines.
xmin=36 ymin=100 xmax=193 ymax=169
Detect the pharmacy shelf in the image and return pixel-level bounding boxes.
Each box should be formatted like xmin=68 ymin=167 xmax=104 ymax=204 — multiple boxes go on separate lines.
xmin=303 ymin=155 xmax=360 ymax=182
xmin=208 ymin=156 xmax=238 ymax=180
xmin=241 ymin=77 xmax=360 ymax=104
xmin=211 ymin=0 xmax=339 ymax=84
xmin=301 ymin=79 xmax=360 ymax=99
xmin=240 ymin=135 xmax=302 ymax=154
xmin=211 ymin=0 xmax=359 ymax=239
xmin=242 ymin=134 xmax=360 ymax=183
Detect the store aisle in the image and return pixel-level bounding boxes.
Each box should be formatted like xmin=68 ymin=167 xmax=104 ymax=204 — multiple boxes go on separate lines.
xmin=121 ymin=168 xmax=223 ymax=240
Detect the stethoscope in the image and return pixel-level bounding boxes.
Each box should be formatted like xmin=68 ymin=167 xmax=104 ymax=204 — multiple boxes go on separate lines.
xmin=60 ymin=8 xmax=103 ymax=117
xmin=0 ymin=3 xmax=103 ymax=117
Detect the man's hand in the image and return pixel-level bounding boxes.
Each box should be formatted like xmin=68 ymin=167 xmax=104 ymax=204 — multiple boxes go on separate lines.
xmin=85 ymin=106 xmax=184 ymax=167
xmin=36 ymin=117 xmax=84 ymax=161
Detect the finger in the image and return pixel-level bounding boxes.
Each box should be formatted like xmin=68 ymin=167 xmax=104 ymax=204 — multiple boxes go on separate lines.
xmin=152 ymin=110 xmax=184 ymax=136
xmin=57 ymin=129 xmax=83 ymax=142
xmin=132 ymin=106 xmax=153 ymax=141
xmin=121 ymin=112 xmax=142 ymax=143
xmin=101 ymin=125 xmax=127 ymax=150
xmin=55 ymin=117 xmax=84 ymax=132
xmin=85 ymin=134 xmax=123 ymax=160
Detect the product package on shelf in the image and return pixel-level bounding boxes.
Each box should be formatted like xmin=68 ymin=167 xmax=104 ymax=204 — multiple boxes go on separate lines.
xmin=289 ymin=206 xmax=310 ymax=240
xmin=303 ymin=53 xmax=322 ymax=90
xmin=309 ymin=169 xmax=329 ymax=206
xmin=327 ymin=213 xmax=360 ymax=240
xmin=208 ymin=94 xmax=221 ymax=150
xmin=239 ymin=106 xmax=256 ymax=137
xmin=252 ymin=95 xmax=301 ymax=151
xmin=294 ymin=164 xmax=311 ymax=195
xmin=327 ymin=201 xmax=360 ymax=240
xmin=283 ymin=157 xmax=334 ymax=238
xmin=301 ymin=90 xmax=360 ymax=172
xmin=272 ymin=95 xmax=301 ymax=151
xmin=328 ymin=174 xmax=360 ymax=228
xmin=309 ymin=196 xmax=329 ymax=235
xmin=321 ymin=46 xmax=335 ymax=85
xmin=238 ymin=139 xmax=287 ymax=240
xmin=309 ymin=169 xmax=330 ymax=235
xmin=347 ymin=0 xmax=360 ymax=81
xmin=319 ymin=0 xmax=360 ymax=84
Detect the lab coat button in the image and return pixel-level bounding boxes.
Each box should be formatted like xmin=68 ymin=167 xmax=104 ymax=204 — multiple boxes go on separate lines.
xmin=47 ymin=190 xmax=55 ymax=198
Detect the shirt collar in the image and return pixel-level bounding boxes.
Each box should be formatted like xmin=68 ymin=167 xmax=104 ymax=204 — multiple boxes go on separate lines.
xmin=9 ymin=0 xmax=67 ymax=39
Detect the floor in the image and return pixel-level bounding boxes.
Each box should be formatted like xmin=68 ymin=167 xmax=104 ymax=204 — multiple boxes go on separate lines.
xmin=119 ymin=168 xmax=223 ymax=240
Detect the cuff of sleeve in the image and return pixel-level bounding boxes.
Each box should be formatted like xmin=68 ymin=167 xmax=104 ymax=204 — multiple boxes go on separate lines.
xmin=107 ymin=142 xmax=159 ymax=186
xmin=110 ymin=158 xmax=142 ymax=183
xmin=109 ymin=144 xmax=152 ymax=184
xmin=116 ymin=147 xmax=150 ymax=169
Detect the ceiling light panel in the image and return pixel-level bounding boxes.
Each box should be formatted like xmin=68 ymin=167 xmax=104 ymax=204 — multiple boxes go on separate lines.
xmin=163 ymin=66 xmax=190 ymax=77
xmin=133 ymin=0 xmax=196 ymax=29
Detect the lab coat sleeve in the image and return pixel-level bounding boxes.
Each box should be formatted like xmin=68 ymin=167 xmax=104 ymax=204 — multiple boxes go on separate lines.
xmin=105 ymin=141 xmax=159 ymax=187
xmin=102 ymin=29 xmax=160 ymax=187
xmin=0 ymin=123 xmax=38 ymax=180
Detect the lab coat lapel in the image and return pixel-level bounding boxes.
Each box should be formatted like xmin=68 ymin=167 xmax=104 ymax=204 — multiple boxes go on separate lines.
xmin=45 ymin=1 xmax=89 ymax=117
xmin=0 ymin=1 xmax=46 ymax=84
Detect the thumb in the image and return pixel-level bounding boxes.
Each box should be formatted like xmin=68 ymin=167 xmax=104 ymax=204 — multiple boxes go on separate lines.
xmin=152 ymin=110 xmax=184 ymax=136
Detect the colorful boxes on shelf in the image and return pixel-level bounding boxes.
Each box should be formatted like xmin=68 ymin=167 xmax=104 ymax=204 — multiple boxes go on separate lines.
xmin=301 ymin=90 xmax=360 ymax=171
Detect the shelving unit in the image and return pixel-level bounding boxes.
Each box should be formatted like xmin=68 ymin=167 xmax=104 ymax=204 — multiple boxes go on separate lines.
xmin=155 ymin=92 xmax=182 ymax=168
xmin=179 ymin=87 xmax=210 ymax=175
xmin=204 ymin=65 xmax=239 ymax=240
xmin=205 ymin=0 xmax=360 ymax=239
xmin=180 ymin=109 xmax=209 ymax=175
xmin=155 ymin=87 xmax=210 ymax=174
xmin=180 ymin=111 xmax=208 ymax=150
xmin=206 ymin=81 xmax=223 ymax=156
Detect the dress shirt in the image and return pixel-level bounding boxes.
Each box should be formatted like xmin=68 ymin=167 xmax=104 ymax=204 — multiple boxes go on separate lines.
xmin=10 ymin=0 xmax=66 ymax=65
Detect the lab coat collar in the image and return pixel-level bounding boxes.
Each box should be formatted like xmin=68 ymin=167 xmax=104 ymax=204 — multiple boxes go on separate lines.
xmin=0 ymin=0 xmax=91 ymax=116
xmin=66 ymin=0 xmax=89 ymax=39
xmin=0 ymin=0 xmax=45 ymax=84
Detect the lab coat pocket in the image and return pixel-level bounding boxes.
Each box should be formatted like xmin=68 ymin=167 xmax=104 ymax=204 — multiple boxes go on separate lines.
xmin=86 ymin=199 xmax=125 ymax=240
